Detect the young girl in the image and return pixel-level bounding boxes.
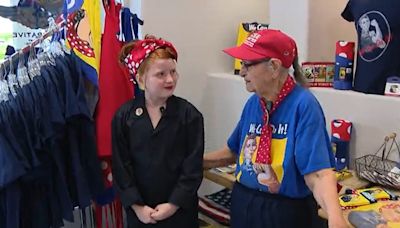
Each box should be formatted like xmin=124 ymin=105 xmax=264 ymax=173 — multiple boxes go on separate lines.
xmin=112 ymin=35 xmax=204 ymax=228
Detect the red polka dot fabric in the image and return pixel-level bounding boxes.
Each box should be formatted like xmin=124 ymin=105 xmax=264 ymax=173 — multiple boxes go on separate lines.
xmin=255 ymin=76 xmax=296 ymax=164
xmin=66 ymin=12 xmax=95 ymax=58
xmin=124 ymin=38 xmax=178 ymax=77
xmin=331 ymin=119 xmax=352 ymax=142
xmin=335 ymin=41 xmax=355 ymax=61
xmin=100 ymin=158 xmax=113 ymax=188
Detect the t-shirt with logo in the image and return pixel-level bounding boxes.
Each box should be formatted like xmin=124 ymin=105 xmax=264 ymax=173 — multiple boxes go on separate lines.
xmin=227 ymin=85 xmax=335 ymax=198
xmin=341 ymin=0 xmax=400 ymax=95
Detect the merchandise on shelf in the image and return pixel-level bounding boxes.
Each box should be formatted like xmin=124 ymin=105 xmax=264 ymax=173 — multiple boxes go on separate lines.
xmin=302 ymin=62 xmax=335 ymax=87
xmin=333 ymin=41 xmax=355 ymax=90
xmin=384 ymin=76 xmax=400 ymax=97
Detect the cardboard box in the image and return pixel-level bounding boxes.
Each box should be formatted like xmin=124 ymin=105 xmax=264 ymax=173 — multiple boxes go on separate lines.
xmin=302 ymin=62 xmax=335 ymax=87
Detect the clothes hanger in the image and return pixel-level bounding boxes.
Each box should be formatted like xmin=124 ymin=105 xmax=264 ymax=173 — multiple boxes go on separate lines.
xmin=27 ymin=42 xmax=41 ymax=79
xmin=0 ymin=65 xmax=10 ymax=102
xmin=16 ymin=51 xmax=30 ymax=87
xmin=37 ymin=37 xmax=47 ymax=66
xmin=7 ymin=57 xmax=18 ymax=98
xmin=47 ymin=17 xmax=63 ymax=58
xmin=37 ymin=32 xmax=56 ymax=66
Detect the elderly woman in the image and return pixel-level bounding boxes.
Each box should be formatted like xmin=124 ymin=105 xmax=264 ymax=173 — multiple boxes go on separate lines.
xmin=204 ymin=29 xmax=347 ymax=228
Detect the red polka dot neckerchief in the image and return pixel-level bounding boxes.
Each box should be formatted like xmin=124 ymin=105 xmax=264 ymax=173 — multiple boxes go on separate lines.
xmin=255 ymin=76 xmax=296 ymax=164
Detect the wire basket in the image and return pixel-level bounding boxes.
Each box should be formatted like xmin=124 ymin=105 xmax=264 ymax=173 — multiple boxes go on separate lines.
xmin=355 ymin=133 xmax=400 ymax=190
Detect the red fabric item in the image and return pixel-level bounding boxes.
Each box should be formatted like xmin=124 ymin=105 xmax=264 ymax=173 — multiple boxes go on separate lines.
xmin=95 ymin=157 xmax=123 ymax=228
xmin=255 ymin=76 xmax=296 ymax=164
xmin=124 ymin=38 xmax=177 ymax=77
xmin=95 ymin=200 xmax=123 ymax=228
xmin=223 ymin=29 xmax=297 ymax=68
xmin=100 ymin=159 xmax=114 ymax=188
xmin=95 ymin=1 xmax=134 ymax=157
xmin=335 ymin=41 xmax=355 ymax=60
xmin=331 ymin=119 xmax=352 ymax=141
xmin=95 ymin=1 xmax=129 ymax=225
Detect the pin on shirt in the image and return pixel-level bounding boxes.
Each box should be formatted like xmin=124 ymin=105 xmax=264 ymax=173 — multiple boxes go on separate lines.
xmin=135 ymin=108 xmax=143 ymax=116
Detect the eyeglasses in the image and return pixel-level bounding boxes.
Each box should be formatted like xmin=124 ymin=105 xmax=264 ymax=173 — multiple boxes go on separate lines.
xmin=240 ymin=59 xmax=270 ymax=70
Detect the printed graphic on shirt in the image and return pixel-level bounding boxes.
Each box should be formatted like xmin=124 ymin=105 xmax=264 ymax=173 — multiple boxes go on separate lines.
xmin=357 ymin=11 xmax=391 ymax=62
xmin=236 ymin=123 xmax=287 ymax=193
xmin=65 ymin=0 xmax=101 ymax=85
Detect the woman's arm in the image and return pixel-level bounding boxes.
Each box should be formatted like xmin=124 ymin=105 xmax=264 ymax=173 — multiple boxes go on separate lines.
xmin=304 ymin=168 xmax=348 ymax=228
xmin=203 ymin=146 xmax=237 ymax=169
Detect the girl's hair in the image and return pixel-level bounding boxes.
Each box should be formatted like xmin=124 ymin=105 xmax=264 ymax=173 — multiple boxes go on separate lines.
xmin=292 ymin=55 xmax=308 ymax=87
xmin=118 ymin=35 xmax=177 ymax=76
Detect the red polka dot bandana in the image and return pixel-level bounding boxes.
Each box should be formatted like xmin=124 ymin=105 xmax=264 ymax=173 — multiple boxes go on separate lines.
xmin=66 ymin=10 xmax=95 ymax=58
xmin=331 ymin=119 xmax=352 ymax=142
xmin=255 ymin=76 xmax=296 ymax=164
xmin=123 ymin=38 xmax=178 ymax=77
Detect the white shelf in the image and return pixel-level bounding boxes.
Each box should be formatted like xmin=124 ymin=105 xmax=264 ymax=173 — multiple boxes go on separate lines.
xmin=310 ymin=87 xmax=400 ymax=102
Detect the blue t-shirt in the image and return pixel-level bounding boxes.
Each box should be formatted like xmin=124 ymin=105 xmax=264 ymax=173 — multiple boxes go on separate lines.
xmin=342 ymin=0 xmax=400 ymax=95
xmin=227 ymin=85 xmax=335 ymax=198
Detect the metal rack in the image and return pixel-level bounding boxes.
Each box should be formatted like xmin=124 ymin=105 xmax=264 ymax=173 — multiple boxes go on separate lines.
xmin=0 ymin=18 xmax=64 ymax=69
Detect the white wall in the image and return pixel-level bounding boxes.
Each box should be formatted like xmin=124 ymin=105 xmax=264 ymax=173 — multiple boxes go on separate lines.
xmin=269 ymin=0 xmax=310 ymax=62
xmin=269 ymin=0 xmax=356 ymax=62
xmin=307 ymin=0 xmax=356 ymax=61
xmin=126 ymin=0 xmax=141 ymax=18
xmin=140 ymin=0 xmax=269 ymax=110
xmin=202 ymin=73 xmax=251 ymax=151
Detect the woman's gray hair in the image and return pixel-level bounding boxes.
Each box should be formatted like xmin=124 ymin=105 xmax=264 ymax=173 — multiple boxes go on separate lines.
xmin=292 ymin=55 xmax=308 ymax=87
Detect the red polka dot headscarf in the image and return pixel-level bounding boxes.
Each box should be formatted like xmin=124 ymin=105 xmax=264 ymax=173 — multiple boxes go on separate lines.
xmin=123 ymin=37 xmax=178 ymax=77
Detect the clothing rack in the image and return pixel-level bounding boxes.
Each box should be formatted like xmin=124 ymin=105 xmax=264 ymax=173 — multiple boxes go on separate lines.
xmin=0 ymin=18 xmax=64 ymax=69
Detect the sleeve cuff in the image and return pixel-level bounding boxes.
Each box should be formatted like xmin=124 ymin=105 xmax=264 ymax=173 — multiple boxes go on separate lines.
xmin=169 ymin=188 xmax=196 ymax=209
xmin=119 ymin=187 xmax=143 ymax=208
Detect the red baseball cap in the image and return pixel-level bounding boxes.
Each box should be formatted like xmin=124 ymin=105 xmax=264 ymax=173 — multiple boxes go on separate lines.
xmin=223 ymin=29 xmax=297 ymax=68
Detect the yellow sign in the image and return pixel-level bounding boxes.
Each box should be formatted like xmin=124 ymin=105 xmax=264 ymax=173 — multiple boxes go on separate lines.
xmin=234 ymin=22 xmax=269 ymax=74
